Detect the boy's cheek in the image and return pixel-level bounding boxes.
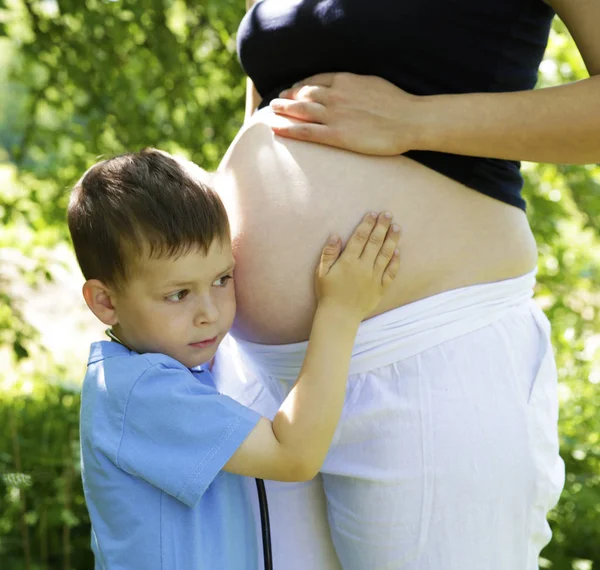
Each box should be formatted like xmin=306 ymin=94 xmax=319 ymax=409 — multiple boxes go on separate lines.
xmin=224 ymin=296 xmax=237 ymax=330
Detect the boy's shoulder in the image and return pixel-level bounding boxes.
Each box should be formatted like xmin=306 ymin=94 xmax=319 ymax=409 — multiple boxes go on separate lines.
xmin=88 ymin=340 xmax=188 ymax=368
xmin=85 ymin=341 xmax=193 ymax=390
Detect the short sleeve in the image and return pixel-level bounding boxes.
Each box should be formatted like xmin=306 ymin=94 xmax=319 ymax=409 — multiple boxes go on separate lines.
xmin=115 ymin=363 xmax=261 ymax=508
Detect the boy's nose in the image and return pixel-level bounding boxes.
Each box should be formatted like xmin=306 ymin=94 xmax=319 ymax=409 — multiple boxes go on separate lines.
xmin=193 ymin=297 xmax=219 ymax=325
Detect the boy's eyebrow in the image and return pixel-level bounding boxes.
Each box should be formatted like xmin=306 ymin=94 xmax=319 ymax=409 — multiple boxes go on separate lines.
xmin=212 ymin=261 xmax=236 ymax=277
xmin=220 ymin=262 xmax=236 ymax=273
xmin=161 ymin=262 xmax=236 ymax=288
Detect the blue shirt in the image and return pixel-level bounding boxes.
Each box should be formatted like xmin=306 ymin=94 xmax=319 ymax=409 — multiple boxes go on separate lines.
xmin=80 ymin=341 xmax=262 ymax=569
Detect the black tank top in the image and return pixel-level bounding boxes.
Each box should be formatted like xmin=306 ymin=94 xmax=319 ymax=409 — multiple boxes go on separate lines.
xmin=237 ymin=0 xmax=555 ymax=210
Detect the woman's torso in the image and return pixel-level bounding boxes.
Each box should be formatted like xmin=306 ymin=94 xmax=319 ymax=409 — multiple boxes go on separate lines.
xmin=216 ymin=111 xmax=537 ymax=343
xmin=215 ymin=0 xmax=550 ymax=343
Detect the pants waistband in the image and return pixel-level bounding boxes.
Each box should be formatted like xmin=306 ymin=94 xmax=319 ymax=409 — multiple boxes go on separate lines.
xmin=231 ymin=270 xmax=537 ymax=383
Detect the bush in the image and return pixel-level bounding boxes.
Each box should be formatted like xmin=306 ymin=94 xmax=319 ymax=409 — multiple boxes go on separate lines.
xmin=0 ymin=370 xmax=92 ymax=570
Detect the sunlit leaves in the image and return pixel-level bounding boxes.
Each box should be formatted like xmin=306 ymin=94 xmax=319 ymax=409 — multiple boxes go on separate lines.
xmin=0 ymin=2 xmax=599 ymax=568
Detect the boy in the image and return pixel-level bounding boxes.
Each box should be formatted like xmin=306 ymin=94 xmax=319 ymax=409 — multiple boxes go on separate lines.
xmin=68 ymin=148 xmax=400 ymax=569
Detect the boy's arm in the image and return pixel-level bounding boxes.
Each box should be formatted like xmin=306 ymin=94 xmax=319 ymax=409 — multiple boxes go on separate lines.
xmin=224 ymin=306 xmax=359 ymax=482
xmin=224 ymin=213 xmax=401 ymax=482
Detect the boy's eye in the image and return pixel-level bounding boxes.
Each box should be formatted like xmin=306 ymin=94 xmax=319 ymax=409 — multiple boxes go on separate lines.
xmin=165 ymin=290 xmax=189 ymax=303
xmin=213 ymin=275 xmax=233 ymax=287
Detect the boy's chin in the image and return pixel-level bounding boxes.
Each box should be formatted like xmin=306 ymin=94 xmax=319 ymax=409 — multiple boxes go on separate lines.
xmin=182 ymin=343 xmax=220 ymax=369
xmin=186 ymin=357 xmax=212 ymax=369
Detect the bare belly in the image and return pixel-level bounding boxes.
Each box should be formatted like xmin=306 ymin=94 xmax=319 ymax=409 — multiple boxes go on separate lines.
xmin=215 ymin=109 xmax=538 ymax=344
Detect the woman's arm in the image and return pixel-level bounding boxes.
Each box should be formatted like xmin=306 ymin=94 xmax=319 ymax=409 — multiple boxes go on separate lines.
xmin=244 ymin=0 xmax=262 ymax=120
xmin=269 ymin=1 xmax=600 ymax=165
xmin=245 ymin=78 xmax=262 ymax=122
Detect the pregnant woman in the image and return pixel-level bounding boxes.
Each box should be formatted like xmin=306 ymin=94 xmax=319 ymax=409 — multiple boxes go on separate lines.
xmin=213 ymin=1 xmax=599 ymax=568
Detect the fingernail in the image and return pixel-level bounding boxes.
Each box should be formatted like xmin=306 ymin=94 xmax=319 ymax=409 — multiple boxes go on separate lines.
xmin=369 ymin=212 xmax=378 ymax=218
xmin=384 ymin=211 xmax=392 ymax=219
xmin=328 ymin=234 xmax=339 ymax=244
xmin=392 ymin=224 xmax=400 ymax=232
xmin=279 ymin=90 xmax=289 ymax=98
xmin=394 ymin=249 xmax=400 ymax=256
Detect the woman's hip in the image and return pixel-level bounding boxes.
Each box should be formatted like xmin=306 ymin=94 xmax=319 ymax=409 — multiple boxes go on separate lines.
xmin=212 ymin=271 xmax=562 ymax=457
xmin=218 ymin=269 xmax=542 ymax=390
xmin=212 ymin=278 xmax=565 ymax=569
xmin=321 ymin=299 xmax=564 ymax=569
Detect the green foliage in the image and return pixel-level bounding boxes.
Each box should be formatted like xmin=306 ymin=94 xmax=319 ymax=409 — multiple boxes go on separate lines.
xmin=1 ymin=1 xmax=247 ymax=566
xmin=0 ymin=370 xmax=91 ymax=570
xmin=1 ymin=0 xmax=245 ymax=237
xmin=0 ymin=2 xmax=599 ymax=569
xmin=523 ymin=21 xmax=600 ymax=570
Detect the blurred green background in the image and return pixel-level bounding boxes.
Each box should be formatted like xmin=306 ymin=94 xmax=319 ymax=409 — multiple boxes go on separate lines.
xmin=1 ymin=1 xmax=599 ymax=569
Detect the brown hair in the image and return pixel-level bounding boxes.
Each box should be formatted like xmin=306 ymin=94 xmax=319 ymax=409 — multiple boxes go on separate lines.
xmin=67 ymin=148 xmax=229 ymax=286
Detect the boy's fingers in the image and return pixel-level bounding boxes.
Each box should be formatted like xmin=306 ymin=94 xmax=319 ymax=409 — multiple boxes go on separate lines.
xmin=374 ymin=224 xmax=401 ymax=273
xmin=342 ymin=212 xmax=379 ymax=258
xmin=318 ymin=234 xmax=342 ymax=276
xmin=361 ymin=212 xmax=393 ymax=262
xmin=382 ymin=249 xmax=401 ymax=288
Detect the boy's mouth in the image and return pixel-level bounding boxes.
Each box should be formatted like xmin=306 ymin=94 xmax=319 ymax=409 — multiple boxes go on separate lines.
xmin=189 ymin=336 xmax=218 ymax=349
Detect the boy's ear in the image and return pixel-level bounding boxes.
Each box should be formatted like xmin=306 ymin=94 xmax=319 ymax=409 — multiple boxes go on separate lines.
xmin=82 ymin=280 xmax=119 ymax=326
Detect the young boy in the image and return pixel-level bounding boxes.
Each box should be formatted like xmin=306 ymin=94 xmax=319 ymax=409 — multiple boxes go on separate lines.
xmin=68 ymin=148 xmax=401 ymax=569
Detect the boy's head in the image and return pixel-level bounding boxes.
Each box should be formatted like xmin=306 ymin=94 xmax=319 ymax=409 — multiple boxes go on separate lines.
xmin=68 ymin=148 xmax=235 ymax=368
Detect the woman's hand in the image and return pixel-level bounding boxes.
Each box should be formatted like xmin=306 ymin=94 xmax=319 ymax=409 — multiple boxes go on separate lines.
xmin=268 ymin=72 xmax=421 ymax=155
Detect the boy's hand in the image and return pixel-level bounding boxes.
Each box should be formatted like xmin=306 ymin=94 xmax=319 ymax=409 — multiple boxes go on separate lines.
xmin=316 ymin=212 xmax=401 ymax=320
xmin=225 ymin=211 xmax=400 ymax=483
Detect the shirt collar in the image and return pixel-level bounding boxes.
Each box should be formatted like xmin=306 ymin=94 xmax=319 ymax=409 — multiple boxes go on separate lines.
xmin=87 ymin=341 xmax=208 ymax=379
xmin=87 ymin=340 xmax=131 ymax=365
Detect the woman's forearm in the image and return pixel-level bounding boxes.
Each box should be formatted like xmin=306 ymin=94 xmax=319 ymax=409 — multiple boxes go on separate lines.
xmin=415 ymin=75 xmax=600 ymax=165
xmin=269 ymin=0 xmax=600 ymax=163
xmin=271 ymin=71 xmax=600 ymax=164
xmin=244 ymin=77 xmax=261 ymax=123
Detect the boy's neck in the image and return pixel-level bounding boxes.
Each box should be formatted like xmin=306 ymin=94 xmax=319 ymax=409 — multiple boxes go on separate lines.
xmin=104 ymin=327 xmax=214 ymax=371
xmin=105 ymin=328 xmax=133 ymax=351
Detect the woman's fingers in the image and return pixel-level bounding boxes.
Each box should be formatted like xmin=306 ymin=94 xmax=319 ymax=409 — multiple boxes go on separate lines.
xmin=272 ymin=72 xmax=412 ymax=155
xmin=271 ymin=120 xmax=335 ymax=145
xmin=265 ymin=109 xmax=334 ymax=144
xmin=270 ymin=98 xmax=327 ymax=123
xmin=278 ymin=85 xmax=330 ymax=104
xmin=280 ymin=73 xmax=336 ymax=97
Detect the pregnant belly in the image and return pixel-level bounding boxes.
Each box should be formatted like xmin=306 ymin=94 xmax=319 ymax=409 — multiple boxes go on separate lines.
xmin=215 ymin=109 xmax=538 ymax=344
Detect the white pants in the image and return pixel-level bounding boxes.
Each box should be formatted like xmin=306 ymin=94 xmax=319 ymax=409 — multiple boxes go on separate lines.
xmin=213 ymin=271 xmax=565 ymax=570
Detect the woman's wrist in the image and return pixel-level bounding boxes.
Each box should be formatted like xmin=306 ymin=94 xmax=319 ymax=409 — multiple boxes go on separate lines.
xmin=384 ymin=89 xmax=436 ymax=155
xmin=407 ymin=94 xmax=451 ymax=154
xmin=404 ymin=80 xmax=600 ymax=164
